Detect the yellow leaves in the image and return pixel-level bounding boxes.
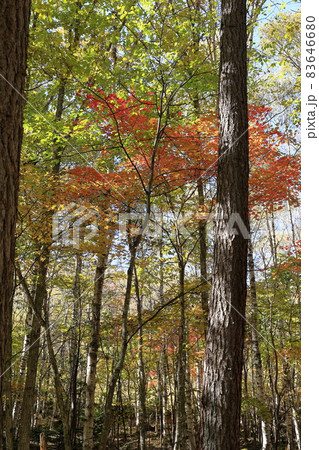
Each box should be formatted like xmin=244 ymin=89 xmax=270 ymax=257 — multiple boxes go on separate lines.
xmin=56 ymin=27 xmax=67 ymax=35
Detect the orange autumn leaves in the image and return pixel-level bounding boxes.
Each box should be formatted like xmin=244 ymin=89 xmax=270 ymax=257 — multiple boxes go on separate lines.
xmin=248 ymin=106 xmax=300 ymax=216
xmin=66 ymin=92 xmax=300 ymax=214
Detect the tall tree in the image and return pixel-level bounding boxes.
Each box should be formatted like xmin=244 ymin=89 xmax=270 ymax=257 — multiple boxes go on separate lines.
xmin=83 ymin=252 xmax=108 ymax=450
xmin=201 ymin=0 xmax=249 ymax=448
xmin=0 ymin=0 xmax=30 ymax=445
xmin=248 ymin=240 xmax=272 ymax=449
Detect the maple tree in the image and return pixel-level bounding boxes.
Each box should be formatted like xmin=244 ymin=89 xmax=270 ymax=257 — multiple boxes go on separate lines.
xmin=63 ymin=92 xmax=299 ymax=218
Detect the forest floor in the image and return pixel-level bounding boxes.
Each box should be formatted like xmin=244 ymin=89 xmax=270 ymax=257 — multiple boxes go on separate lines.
xmin=30 ymin=431 xmax=164 ymax=449
xmin=29 ymin=430 xmax=287 ymax=449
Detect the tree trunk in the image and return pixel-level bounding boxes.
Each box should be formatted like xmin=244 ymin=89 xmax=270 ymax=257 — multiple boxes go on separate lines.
xmin=0 ymin=0 xmax=30 ymax=444
xmin=248 ymin=240 xmax=272 ymax=450
xmin=197 ymin=179 xmax=209 ymax=321
xmin=158 ymin=244 xmax=171 ymax=448
xmin=98 ymin=84 xmax=165 ymax=448
xmin=45 ymin=321 xmax=73 ymax=450
xmin=68 ymin=254 xmax=82 ymax=447
xmin=185 ymin=355 xmax=197 ymax=450
xmin=83 ymin=253 xmax=107 ymax=450
xmin=18 ymin=254 xmax=49 ymax=450
xmin=12 ymin=302 xmax=33 ymax=433
xmin=40 ymin=432 xmax=47 ymax=450
xmin=17 ymin=75 xmax=64 ymax=448
xmin=201 ymin=0 xmax=249 ymax=448
xmin=291 ymin=405 xmax=300 ymax=450
xmin=134 ymin=266 xmax=147 ymax=450
xmin=98 ymin=249 xmax=139 ymax=449
xmin=174 ymin=261 xmax=187 ymax=450
xmin=4 ymin=311 xmax=14 ymax=449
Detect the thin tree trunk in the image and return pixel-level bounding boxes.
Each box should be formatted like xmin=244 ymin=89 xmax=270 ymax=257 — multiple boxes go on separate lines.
xmin=158 ymin=240 xmax=170 ymax=448
xmin=45 ymin=318 xmax=72 ymax=450
xmin=174 ymin=261 xmax=187 ymax=450
xmin=134 ymin=266 xmax=147 ymax=450
xmin=13 ymin=303 xmax=33 ymax=432
xmin=18 ymin=254 xmax=49 ymax=450
xmin=195 ymin=338 xmax=202 ymax=426
xmin=40 ymin=432 xmax=47 ymax=450
xmin=83 ymin=253 xmax=107 ymax=450
xmin=291 ymin=405 xmax=300 ymax=450
xmin=197 ymin=180 xmax=209 ymax=321
xmin=190 ymin=9 xmax=209 ymax=324
xmin=248 ymin=240 xmax=272 ymax=449
xmin=98 ymin=81 xmax=165 ymax=448
xmin=69 ymin=254 xmax=82 ymax=447
xmin=201 ymin=0 xmax=249 ymax=447
xmin=98 ymin=249 xmax=138 ymax=449
xmin=185 ymin=355 xmax=197 ymax=450
xmin=4 ymin=309 xmax=14 ymax=449
xmin=285 ymin=400 xmax=294 ymax=450
xmin=18 ymin=76 xmax=64 ymax=449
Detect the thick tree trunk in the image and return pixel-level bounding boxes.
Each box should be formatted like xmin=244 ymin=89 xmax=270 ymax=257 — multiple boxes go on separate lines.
xmin=0 ymin=1 xmax=30 ymax=444
xmin=83 ymin=253 xmax=107 ymax=450
xmin=201 ymin=0 xmax=249 ymax=448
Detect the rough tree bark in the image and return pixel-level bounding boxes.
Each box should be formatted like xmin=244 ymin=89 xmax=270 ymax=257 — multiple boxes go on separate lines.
xmin=201 ymin=0 xmax=249 ymax=448
xmin=0 ymin=0 xmax=30 ymax=445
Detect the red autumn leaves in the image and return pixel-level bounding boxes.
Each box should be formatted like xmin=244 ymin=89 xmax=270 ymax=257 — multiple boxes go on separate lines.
xmin=66 ymin=91 xmax=300 ymax=214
